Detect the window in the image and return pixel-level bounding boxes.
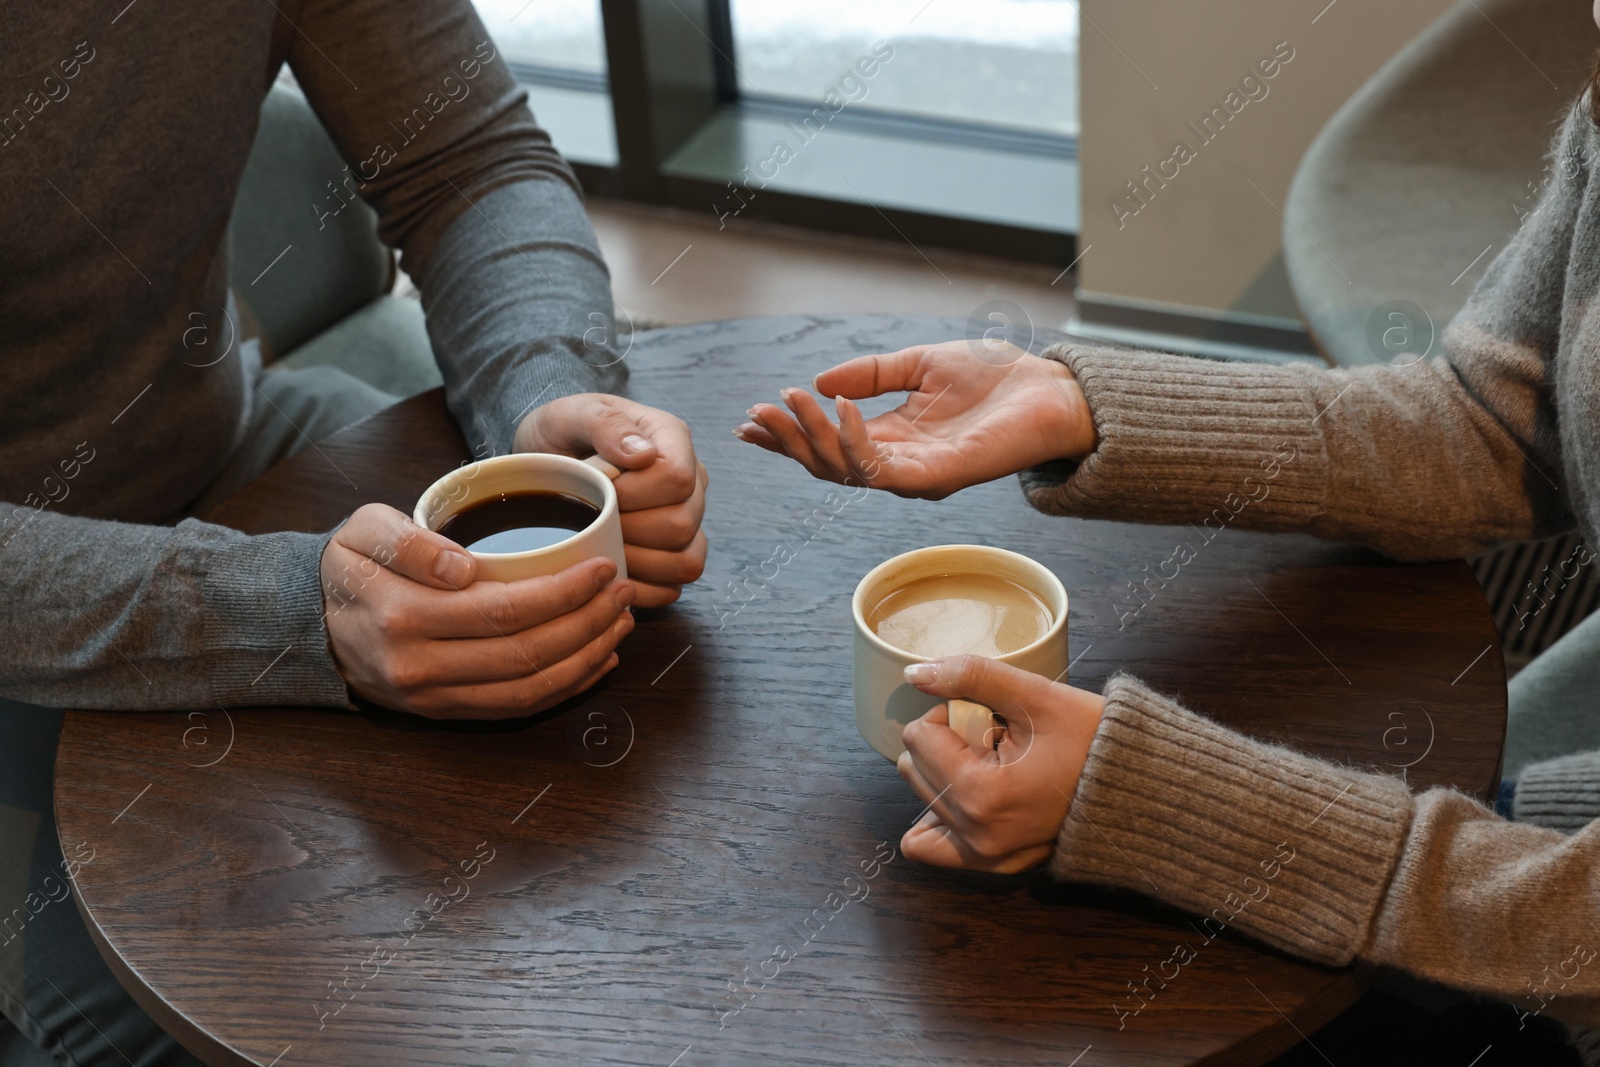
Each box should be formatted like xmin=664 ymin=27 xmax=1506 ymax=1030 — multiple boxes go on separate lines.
xmin=473 ymin=0 xmax=1077 ymax=262
xmin=473 ymin=0 xmax=607 ymax=75
xmin=474 ymin=0 xmax=617 ymax=165
xmin=728 ymin=0 xmax=1078 ymax=139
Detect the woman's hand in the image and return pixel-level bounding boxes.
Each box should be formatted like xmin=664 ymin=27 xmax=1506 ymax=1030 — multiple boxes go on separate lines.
xmin=896 ymin=655 xmax=1105 ymax=873
xmin=734 ymin=341 xmax=1096 ymax=499
xmin=322 ymin=503 xmax=635 ymax=720
xmin=516 ymin=394 xmax=708 ymax=607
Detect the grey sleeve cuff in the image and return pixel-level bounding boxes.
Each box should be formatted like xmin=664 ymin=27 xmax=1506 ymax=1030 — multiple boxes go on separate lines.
xmin=1050 ymin=674 xmax=1412 ymax=967
xmin=1511 ymin=750 xmax=1600 ymax=832
xmin=413 ymin=179 xmax=627 ymax=458
xmin=0 ymin=510 xmax=352 ymax=710
xmin=197 ymin=520 xmax=354 ymax=710
xmin=1019 ymin=342 xmax=1329 ymax=532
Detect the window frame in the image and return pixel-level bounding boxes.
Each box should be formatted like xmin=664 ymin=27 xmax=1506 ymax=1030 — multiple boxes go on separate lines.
xmin=514 ymin=0 xmax=1079 ymax=265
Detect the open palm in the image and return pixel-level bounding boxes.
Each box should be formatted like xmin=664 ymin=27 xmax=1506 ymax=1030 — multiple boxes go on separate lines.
xmin=735 ymin=341 xmax=1097 ymax=499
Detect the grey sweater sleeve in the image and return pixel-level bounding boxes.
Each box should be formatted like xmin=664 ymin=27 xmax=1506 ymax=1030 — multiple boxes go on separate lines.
xmin=1021 ymin=106 xmax=1593 ymax=561
xmin=0 ymin=4 xmax=622 ymax=710
xmin=1514 ymin=750 xmax=1600 ymax=831
xmin=286 ymin=1 xmax=625 ymax=458
xmin=0 ymin=510 xmax=350 ymax=710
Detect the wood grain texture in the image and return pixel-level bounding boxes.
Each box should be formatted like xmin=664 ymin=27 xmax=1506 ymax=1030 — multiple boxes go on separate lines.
xmin=55 ymin=315 xmax=1506 ymax=1067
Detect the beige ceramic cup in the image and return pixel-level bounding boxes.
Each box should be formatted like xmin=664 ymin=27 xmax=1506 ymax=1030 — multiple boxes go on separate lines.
xmin=852 ymin=544 xmax=1069 ymax=761
xmin=413 ymin=454 xmax=626 ymax=583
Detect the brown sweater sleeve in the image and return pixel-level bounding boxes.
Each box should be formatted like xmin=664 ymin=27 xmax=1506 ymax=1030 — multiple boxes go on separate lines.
xmin=1022 ymin=109 xmax=1594 ymax=562
xmin=1022 ymin=336 xmax=1564 ymax=561
xmin=1055 ymin=677 xmax=1600 ymax=1034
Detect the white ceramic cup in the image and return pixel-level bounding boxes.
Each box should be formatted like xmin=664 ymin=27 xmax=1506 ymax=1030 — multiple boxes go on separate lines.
xmin=852 ymin=544 xmax=1069 ymax=762
xmin=413 ymin=454 xmax=626 ymax=583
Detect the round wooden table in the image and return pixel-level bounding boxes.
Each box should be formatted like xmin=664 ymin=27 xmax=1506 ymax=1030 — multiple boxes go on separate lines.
xmin=56 ymin=315 xmax=1507 ymax=1067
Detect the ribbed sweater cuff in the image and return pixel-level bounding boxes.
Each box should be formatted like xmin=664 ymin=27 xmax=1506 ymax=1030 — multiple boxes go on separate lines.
xmin=1020 ymin=343 xmax=1329 ymax=531
xmin=1512 ymin=751 xmax=1600 ymax=832
xmin=199 ymin=522 xmax=355 ymax=710
xmin=1051 ymin=675 xmax=1412 ymax=966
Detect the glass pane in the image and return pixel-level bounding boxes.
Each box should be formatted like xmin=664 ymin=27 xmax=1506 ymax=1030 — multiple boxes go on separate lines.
xmin=729 ymin=0 xmax=1077 ymax=138
xmin=473 ymin=0 xmax=607 ymax=75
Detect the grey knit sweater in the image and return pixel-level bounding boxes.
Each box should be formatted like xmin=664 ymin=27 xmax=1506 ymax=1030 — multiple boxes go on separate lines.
xmin=0 ymin=0 xmax=621 ymax=709
xmin=1025 ymin=101 xmax=1600 ymax=1047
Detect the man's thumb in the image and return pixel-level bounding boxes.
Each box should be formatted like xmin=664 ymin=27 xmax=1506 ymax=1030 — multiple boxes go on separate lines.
xmin=588 ymin=406 xmax=659 ymax=471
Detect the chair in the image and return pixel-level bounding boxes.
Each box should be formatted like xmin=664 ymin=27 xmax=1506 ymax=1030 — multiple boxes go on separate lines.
xmin=229 ymin=81 xmax=442 ymax=399
xmin=1282 ymin=0 xmax=1600 ymax=668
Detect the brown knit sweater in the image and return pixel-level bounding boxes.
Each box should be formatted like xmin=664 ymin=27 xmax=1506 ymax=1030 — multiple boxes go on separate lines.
xmin=1024 ymin=101 xmax=1600 ymax=1044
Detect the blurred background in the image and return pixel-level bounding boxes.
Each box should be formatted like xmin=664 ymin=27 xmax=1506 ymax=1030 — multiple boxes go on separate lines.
xmin=450 ymin=0 xmax=1488 ymax=365
xmin=461 ymin=0 xmax=1082 ymax=329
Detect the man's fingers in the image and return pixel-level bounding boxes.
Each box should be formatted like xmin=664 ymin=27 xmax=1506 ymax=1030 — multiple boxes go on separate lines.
xmin=619 ymin=486 xmax=706 ymax=553
xmin=629 ymin=578 xmax=686 ymax=609
xmin=333 ymin=503 xmax=475 ymax=591
xmin=406 ymin=556 xmax=620 ymax=638
xmin=575 ymin=402 xmax=661 ymax=472
xmin=409 ymin=617 xmax=627 ymax=720
xmin=612 ymin=426 xmax=698 ymax=512
xmin=623 ymin=530 xmax=708 ymax=589
xmin=814 ymin=348 xmax=927 ymax=400
xmin=405 ymin=593 xmax=633 ymax=687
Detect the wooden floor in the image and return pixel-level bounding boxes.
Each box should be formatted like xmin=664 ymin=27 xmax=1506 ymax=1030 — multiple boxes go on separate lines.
xmin=588 ymin=197 xmax=1075 ymax=331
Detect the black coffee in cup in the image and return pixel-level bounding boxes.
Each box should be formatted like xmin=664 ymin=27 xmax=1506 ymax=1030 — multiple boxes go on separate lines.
xmin=437 ymin=490 xmax=600 ymax=554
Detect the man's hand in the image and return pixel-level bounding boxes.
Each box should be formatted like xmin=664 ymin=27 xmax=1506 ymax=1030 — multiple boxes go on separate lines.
xmin=321 ymin=503 xmax=635 ymax=720
xmin=515 ymin=394 xmax=707 ymax=608
xmin=734 ymin=341 xmax=1096 ymax=500
xmin=896 ymin=655 xmax=1105 ymax=873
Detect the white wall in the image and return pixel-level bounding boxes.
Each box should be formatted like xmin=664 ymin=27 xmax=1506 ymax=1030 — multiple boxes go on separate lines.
xmin=1074 ymin=0 xmax=1460 ymax=350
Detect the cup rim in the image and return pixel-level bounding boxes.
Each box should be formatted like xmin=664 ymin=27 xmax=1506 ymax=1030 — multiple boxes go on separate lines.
xmin=851 ymin=544 xmax=1069 ymax=662
xmin=412 ymin=452 xmax=619 ymax=562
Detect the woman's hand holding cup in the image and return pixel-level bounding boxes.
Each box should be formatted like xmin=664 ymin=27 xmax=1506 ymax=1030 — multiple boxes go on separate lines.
xmin=897 ymin=655 xmax=1105 ymax=874
xmin=734 ymin=340 xmax=1097 ymax=499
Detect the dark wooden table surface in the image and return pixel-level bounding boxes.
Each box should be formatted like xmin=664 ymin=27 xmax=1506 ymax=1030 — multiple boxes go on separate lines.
xmin=55 ymin=315 xmax=1506 ymax=1067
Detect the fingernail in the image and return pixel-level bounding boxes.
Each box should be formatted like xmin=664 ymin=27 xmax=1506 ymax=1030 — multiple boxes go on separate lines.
xmin=746 ymin=407 xmax=761 ymax=419
xmin=617 ymin=582 xmax=637 ymax=608
xmin=435 ymin=551 xmax=472 ymax=588
xmin=904 ymin=662 xmax=938 ymax=686
xmin=596 ymin=560 xmax=618 ymax=586
xmin=732 ymin=425 xmax=751 ymax=440
xmin=620 ymin=433 xmax=652 ymax=456
xmin=781 ymin=388 xmax=800 ymax=405
xmin=835 ymin=395 xmax=848 ymax=417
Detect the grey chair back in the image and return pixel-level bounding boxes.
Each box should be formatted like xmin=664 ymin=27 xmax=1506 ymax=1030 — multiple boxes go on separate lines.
xmin=227 ymin=82 xmax=392 ymax=359
xmin=1281 ymin=0 xmax=1600 ymax=667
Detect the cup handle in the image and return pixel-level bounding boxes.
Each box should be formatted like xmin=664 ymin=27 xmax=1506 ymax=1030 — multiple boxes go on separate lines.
xmin=947 ymin=698 xmax=1005 ymax=754
xmin=583 ymin=455 xmax=623 ymax=480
